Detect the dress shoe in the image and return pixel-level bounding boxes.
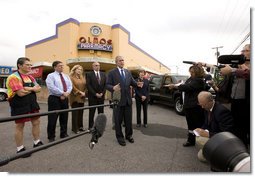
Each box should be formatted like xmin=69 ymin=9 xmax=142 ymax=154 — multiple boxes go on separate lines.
xmin=143 ymin=124 xmax=148 ymax=128
xmin=126 ymin=137 xmax=134 ymax=143
xmin=60 ymin=134 xmax=69 ymax=138
xmin=136 ymin=124 xmax=141 ymax=127
xmin=33 ymin=141 xmax=44 ymax=148
xmin=79 ymin=127 xmax=86 ymax=132
xmin=48 ymin=138 xmax=55 ymax=143
xmin=183 ymin=141 xmax=195 ymax=147
xmin=118 ymin=140 xmax=126 ymax=146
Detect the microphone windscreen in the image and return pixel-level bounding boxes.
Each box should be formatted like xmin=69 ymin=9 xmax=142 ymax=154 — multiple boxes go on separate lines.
xmin=218 ymin=55 xmax=245 ymax=64
xmin=94 ymin=113 xmax=107 ymax=136
xmin=112 ymin=90 xmax=121 ymax=102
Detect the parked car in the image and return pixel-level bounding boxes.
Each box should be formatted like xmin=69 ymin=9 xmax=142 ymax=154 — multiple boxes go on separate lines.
xmin=0 ymin=88 xmax=8 ymax=101
xmin=149 ymin=74 xmax=189 ymax=115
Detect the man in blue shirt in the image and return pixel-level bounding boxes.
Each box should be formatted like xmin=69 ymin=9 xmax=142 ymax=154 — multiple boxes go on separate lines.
xmin=46 ymin=61 xmax=73 ymax=142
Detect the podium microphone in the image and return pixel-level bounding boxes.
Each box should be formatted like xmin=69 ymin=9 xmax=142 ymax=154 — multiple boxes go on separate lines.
xmin=89 ymin=113 xmax=107 ymax=149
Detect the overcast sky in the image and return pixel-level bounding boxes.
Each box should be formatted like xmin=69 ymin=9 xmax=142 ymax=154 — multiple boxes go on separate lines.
xmin=0 ymin=0 xmax=251 ymax=74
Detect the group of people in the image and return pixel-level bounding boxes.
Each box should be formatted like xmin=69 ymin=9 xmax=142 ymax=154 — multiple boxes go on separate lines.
xmin=6 ymin=43 xmax=250 ymax=158
xmin=167 ymin=43 xmax=250 ymax=165
xmin=6 ymin=55 xmax=150 ymax=154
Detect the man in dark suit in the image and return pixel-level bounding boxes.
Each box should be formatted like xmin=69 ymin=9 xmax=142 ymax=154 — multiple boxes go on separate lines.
xmin=86 ymin=62 xmax=107 ymax=130
xmin=194 ymin=91 xmax=234 ymax=162
xmin=106 ymin=56 xmax=142 ymax=146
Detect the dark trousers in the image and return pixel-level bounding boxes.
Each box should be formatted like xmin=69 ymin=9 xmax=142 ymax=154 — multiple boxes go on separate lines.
xmin=231 ymin=99 xmax=250 ymax=146
xmin=184 ymin=106 xmax=205 ymax=143
xmin=114 ymin=104 xmax=133 ymax=141
xmin=47 ymin=95 xmax=69 ymax=140
xmin=88 ymin=99 xmax=104 ymax=129
xmin=71 ymin=102 xmax=84 ymax=133
xmin=135 ymin=97 xmax=148 ymax=125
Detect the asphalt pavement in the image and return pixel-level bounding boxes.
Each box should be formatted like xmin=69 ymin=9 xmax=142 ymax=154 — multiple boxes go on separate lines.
xmin=0 ymin=100 xmax=210 ymax=173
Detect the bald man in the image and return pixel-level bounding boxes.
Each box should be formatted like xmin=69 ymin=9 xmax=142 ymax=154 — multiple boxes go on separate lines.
xmin=194 ymin=91 xmax=234 ymax=162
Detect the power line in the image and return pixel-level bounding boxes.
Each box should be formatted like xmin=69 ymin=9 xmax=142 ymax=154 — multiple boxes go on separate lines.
xmin=231 ymin=32 xmax=250 ymax=54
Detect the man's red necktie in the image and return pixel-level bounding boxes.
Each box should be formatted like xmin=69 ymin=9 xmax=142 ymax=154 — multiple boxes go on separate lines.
xmin=60 ymin=73 xmax=67 ymax=92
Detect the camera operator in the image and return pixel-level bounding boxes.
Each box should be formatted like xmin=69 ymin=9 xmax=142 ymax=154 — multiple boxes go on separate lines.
xmin=220 ymin=44 xmax=250 ymax=149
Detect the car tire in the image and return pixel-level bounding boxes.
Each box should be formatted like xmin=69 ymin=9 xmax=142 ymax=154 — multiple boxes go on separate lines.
xmin=0 ymin=93 xmax=7 ymax=102
xmin=174 ymin=97 xmax=184 ymax=115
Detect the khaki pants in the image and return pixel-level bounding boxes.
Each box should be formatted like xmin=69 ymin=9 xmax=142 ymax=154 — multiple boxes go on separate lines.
xmin=196 ymin=136 xmax=209 ymax=162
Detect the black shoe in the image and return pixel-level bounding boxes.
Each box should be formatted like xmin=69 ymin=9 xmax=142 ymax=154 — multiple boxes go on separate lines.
xmin=143 ymin=124 xmax=148 ymax=128
xmin=118 ymin=140 xmax=126 ymax=146
xmin=48 ymin=138 xmax=55 ymax=143
xmin=79 ymin=127 xmax=86 ymax=132
xmin=33 ymin=141 xmax=44 ymax=148
xmin=136 ymin=124 xmax=141 ymax=127
xmin=183 ymin=141 xmax=195 ymax=147
xmin=60 ymin=134 xmax=69 ymax=138
xmin=17 ymin=147 xmax=31 ymax=158
xmin=126 ymin=137 xmax=134 ymax=143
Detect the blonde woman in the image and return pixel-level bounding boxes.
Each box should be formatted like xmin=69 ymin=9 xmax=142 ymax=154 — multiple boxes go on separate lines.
xmin=69 ymin=65 xmax=86 ymax=134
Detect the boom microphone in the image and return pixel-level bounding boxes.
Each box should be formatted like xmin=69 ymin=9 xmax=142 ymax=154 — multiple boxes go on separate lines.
xmin=89 ymin=113 xmax=107 ymax=149
xmin=183 ymin=61 xmax=196 ymax=65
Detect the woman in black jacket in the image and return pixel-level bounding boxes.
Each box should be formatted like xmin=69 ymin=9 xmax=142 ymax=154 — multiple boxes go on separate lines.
xmin=168 ymin=65 xmax=206 ymax=146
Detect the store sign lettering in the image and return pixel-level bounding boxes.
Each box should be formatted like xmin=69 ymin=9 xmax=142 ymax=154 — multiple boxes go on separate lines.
xmin=78 ymin=37 xmax=113 ymax=52
xmin=0 ymin=66 xmax=12 ymax=75
xmin=28 ymin=67 xmax=43 ymax=78
xmin=78 ymin=43 xmax=112 ymax=52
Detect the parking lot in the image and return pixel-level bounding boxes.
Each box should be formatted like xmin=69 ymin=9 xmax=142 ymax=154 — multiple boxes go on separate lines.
xmin=0 ymin=100 xmax=210 ymax=173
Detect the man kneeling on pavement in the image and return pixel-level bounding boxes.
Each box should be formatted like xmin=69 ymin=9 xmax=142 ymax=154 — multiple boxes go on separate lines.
xmin=194 ymin=91 xmax=234 ymax=162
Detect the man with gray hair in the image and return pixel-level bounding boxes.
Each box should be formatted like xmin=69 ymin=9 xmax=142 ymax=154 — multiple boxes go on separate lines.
xmin=194 ymin=91 xmax=234 ymax=162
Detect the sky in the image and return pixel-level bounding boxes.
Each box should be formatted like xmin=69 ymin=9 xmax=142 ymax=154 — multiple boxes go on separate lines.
xmin=0 ymin=0 xmax=252 ymax=74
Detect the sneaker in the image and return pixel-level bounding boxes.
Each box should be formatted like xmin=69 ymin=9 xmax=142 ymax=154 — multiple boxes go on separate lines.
xmin=17 ymin=147 xmax=31 ymax=158
xmin=17 ymin=147 xmax=26 ymax=153
xmin=33 ymin=141 xmax=44 ymax=148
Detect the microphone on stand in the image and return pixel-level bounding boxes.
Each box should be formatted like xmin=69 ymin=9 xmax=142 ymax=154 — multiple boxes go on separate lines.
xmin=89 ymin=113 xmax=107 ymax=149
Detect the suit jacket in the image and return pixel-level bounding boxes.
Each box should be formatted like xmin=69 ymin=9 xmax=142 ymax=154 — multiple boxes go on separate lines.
xmin=134 ymin=78 xmax=149 ymax=100
xmin=86 ymin=71 xmax=106 ymax=102
xmin=106 ymin=68 xmax=137 ymax=106
xmin=202 ymin=102 xmax=234 ymax=138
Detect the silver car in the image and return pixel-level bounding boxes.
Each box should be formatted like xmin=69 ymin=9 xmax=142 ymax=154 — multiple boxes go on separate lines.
xmin=0 ymin=88 xmax=7 ymax=101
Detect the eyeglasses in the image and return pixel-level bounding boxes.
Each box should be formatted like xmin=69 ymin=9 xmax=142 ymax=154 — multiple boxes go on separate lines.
xmin=24 ymin=64 xmax=32 ymax=67
xmin=94 ymin=65 xmax=100 ymax=66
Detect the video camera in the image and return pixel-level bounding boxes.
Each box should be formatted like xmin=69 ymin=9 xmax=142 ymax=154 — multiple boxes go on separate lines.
xmin=183 ymin=54 xmax=246 ymax=69
xmin=217 ymin=54 xmax=246 ymax=68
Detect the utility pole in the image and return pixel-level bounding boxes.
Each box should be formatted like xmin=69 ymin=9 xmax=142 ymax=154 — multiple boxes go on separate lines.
xmin=212 ymin=46 xmax=223 ymax=65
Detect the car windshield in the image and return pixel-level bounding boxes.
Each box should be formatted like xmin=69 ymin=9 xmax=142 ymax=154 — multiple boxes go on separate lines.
xmin=172 ymin=76 xmax=189 ymax=84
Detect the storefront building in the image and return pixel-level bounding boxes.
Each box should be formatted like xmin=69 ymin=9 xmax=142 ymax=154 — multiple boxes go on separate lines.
xmin=0 ymin=66 xmax=13 ymax=88
xmin=25 ymin=18 xmax=170 ymax=101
